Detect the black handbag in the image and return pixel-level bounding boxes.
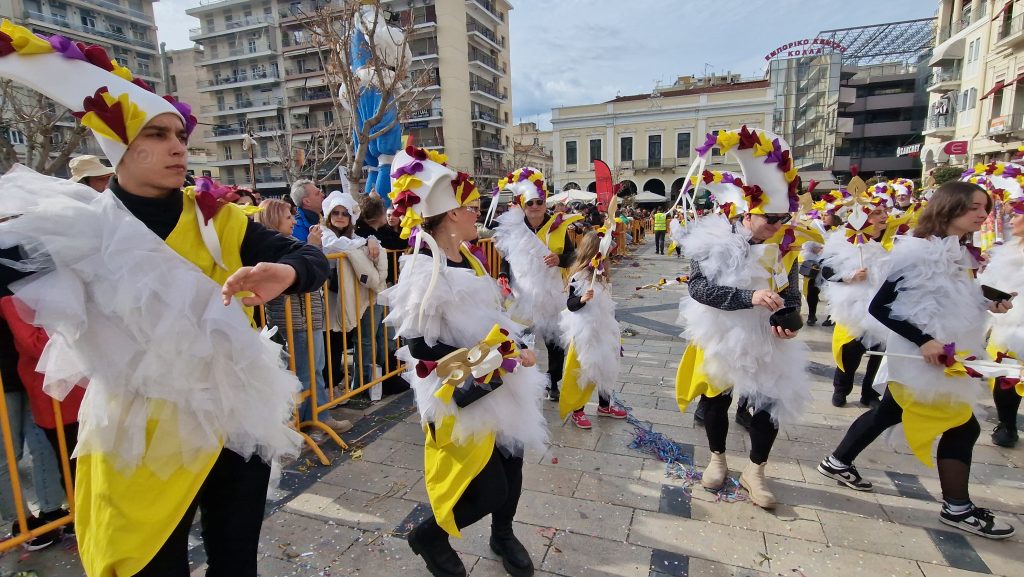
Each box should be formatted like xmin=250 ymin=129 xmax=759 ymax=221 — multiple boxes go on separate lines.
xmin=798 ymin=261 xmax=820 ymax=278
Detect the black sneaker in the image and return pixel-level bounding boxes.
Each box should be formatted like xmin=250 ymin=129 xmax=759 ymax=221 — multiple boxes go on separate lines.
xmin=11 ymin=516 xmax=61 ymax=551
xmin=991 ymin=423 xmax=1019 ymax=448
xmin=858 ymin=394 xmax=881 ymax=409
xmin=817 ymin=458 xmax=873 ymax=491
xmin=807 ymin=316 xmax=817 ymax=326
xmin=822 ymin=318 xmax=834 ymax=327
xmin=940 ymin=505 xmax=1016 ymax=540
xmin=546 ymin=387 xmax=560 ymax=402
xmin=831 ymin=392 xmax=847 ymax=408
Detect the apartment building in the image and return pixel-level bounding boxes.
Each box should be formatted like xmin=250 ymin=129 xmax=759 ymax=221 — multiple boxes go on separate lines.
xmin=549 ymin=75 xmax=774 ymax=200
xmin=163 ymin=45 xmax=220 ymax=181
xmin=922 ymin=0 xmax=1024 ymax=172
xmin=510 ymin=121 xmax=553 ymax=178
xmin=0 ymin=0 xmax=162 ymax=170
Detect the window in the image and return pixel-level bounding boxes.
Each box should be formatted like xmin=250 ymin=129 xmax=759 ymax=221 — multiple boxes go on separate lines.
xmin=676 ymin=132 xmax=691 ymax=158
xmin=620 ymin=136 xmax=633 ymax=162
xmin=81 ymin=12 xmax=96 ymax=29
xmin=970 ymin=87 xmax=978 ymax=110
xmin=115 ymin=56 xmax=129 ymax=67
xmin=648 ymin=134 xmax=662 ymax=166
xmin=565 ymin=141 xmax=577 ymax=165
xmin=7 ymin=129 xmax=26 ymax=145
xmin=992 ymin=91 xmax=1005 ymax=118
xmin=710 ymin=130 xmax=722 ymax=157
xmin=223 ymin=145 xmax=233 ymax=160
xmin=323 ymin=110 xmax=334 ymax=126
xmin=589 ymin=138 xmax=602 ymax=162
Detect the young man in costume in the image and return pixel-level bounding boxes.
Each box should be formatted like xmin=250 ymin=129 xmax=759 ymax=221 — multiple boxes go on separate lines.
xmin=491 ymin=168 xmax=583 ymax=402
xmin=382 ymin=148 xmax=548 ymax=577
xmin=0 ymin=21 xmax=328 ymax=575
xmin=675 ymin=127 xmax=809 ymax=509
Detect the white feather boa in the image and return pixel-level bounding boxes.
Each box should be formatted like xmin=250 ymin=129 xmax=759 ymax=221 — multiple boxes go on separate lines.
xmin=883 ymin=236 xmax=989 ymax=405
xmin=820 ymin=230 xmax=891 ymax=347
xmin=559 ymin=273 xmax=619 ymax=396
xmin=979 ymin=238 xmax=1024 ymax=357
xmin=378 ymin=253 xmax=548 ymax=453
xmin=492 ymin=207 xmax=565 ymax=342
xmin=677 ymin=216 xmax=810 ymax=424
xmin=0 ymin=166 xmax=301 ymax=476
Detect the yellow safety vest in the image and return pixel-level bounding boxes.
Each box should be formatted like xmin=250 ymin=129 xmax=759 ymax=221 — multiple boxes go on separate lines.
xmin=653 ymin=212 xmax=667 ymax=231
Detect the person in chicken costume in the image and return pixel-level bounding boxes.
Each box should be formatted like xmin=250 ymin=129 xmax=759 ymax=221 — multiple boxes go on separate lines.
xmin=0 ymin=20 xmax=329 ymax=575
xmin=382 ymin=147 xmax=548 ymax=577
xmin=491 ymin=168 xmax=583 ymax=402
xmin=674 ymin=126 xmax=809 ymax=509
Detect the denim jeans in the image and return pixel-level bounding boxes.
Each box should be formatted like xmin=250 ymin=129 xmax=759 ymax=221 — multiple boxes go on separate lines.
xmin=292 ymin=330 xmax=328 ymax=422
xmin=0 ymin=391 xmax=67 ymax=519
xmin=358 ymin=305 xmax=389 ymax=400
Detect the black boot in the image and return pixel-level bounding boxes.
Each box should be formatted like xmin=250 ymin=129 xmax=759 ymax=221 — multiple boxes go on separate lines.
xmin=693 ymin=396 xmax=707 ymax=427
xmin=407 ymin=523 xmax=467 ymax=577
xmin=992 ymin=423 xmax=1019 ymax=448
xmin=490 ymin=527 xmax=535 ymax=577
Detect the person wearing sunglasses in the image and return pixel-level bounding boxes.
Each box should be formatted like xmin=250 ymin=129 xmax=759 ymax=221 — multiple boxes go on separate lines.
xmin=674 ymin=127 xmax=810 ymax=510
xmin=492 ymin=168 xmax=584 ymax=403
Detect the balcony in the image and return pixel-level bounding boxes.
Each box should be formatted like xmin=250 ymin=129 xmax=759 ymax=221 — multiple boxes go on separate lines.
xmin=410 ymin=38 xmax=440 ymax=60
xmin=467 ymin=22 xmax=504 ymax=50
xmin=927 ymin=66 xmax=962 ymax=93
xmin=197 ymin=70 xmax=281 ymax=92
xmin=91 ymin=0 xmax=152 ymax=24
xmin=212 ymin=156 xmax=282 ymax=167
xmin=923 ymin=114 xmax=957 ymax=136
xmin=469 ymin=80 xmax=507 ymax=102
xmin=197 ymin=44 xmax=278 ymax=65
xmin=987 ymin=113 xmax=1024 ymax=141
xmin=293 ymin=88 xmax=333 ymax=104
xmin=850 ymin=121 xmax=913 ymax=138
xmin=632 ymin=159 xmax=677 ymax=171
xmin=204 ymin=124 xmax=285 ymax=141
xmin=473 ymin=137 xmax=505 ymax=153
xmin=189 ymin=16 xmax=275 ymax=41
xmin=22 ymin=11 xmax=155 ymax=51
xmin=468 ymin=51 xmax=506 ymax=77
xmin=285 ymin=66 xmax=326 ymax=79
xmin=465 ymin=0 xmax=504 ymax=25
xmin=997 ymin=13 xmax=1024 ymax=48
xmin=472 ymin=110 xmax=505 ymax=128
xmin=200 ymin=97 xmax=284 ymax=116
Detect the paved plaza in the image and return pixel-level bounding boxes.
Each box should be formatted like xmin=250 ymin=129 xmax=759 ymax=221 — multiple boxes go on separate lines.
xmin=4 ymin=240 xmax=1023 ymax=577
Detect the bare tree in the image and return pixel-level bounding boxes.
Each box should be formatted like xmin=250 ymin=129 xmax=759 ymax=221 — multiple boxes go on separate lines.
xmin=262 ymin=125 xmax=349 ymax=186
xmin=0 ymin=80 xmax=89 ymax=175
xmin=287 ymin=0 xmax=433 ymax=194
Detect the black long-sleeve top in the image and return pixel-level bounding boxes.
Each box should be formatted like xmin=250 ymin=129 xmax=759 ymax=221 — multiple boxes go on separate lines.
xmin=405 ymin=251 xmax=507 ymax=408
xmin=867 ymin=277 xmax=934 ymax=347
xmin=111 ymin=178 xmax=329 ymax=294
xmin=498 ymin=211 xmax=576 ymax=279
xmin=566 ymin=281 xmax=587 ymax=312
xmin=687 ymin=256 xmax=801 ymax=312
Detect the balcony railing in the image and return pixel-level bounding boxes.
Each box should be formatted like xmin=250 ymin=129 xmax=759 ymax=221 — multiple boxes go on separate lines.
xmin=294 ymin=88 xmax=333 ymax=102
xmin=201 ymin=97 xmax=284 ymax=113
xmin=198 ymin=70 xmax=280 ymax=88
xmin=205 ymin=124 xmax=284 ymax=139
xmin=998 ymin=13 xmax=1024 ymax=43
xmin=987 ymin=113 xmax=1024 ymax=138
xmin=23 ymin=11 xmax=154 ymax=50
xmin=469 ymin=81 xmax=506 ymax=100
xmin=472 ymin=110 xmax=504 ymax=125
xmin=189 ymin=15 xmax=275 ymax=37
xmin=466 ymin=0 xmax=504 ymax=23
xmin=285 ymin=67 xmax=326 ymax=77
xmin=467 ymin=22 xmax=503 ymax=47
xmin=927 ymin=66 xmax=962 ymax=87
xmin=411 ymin=40 xmax=440 ymax=58
xmin=474 ymin=138 xmax=504 ymax=150
xmin=632 ymin=159 xmax=679 ymax=170
xmin=198 ymin=44 xmax=277 ymax=63
xmin=93 ymin=0 xmax=150 ymax=21
xmin=924 ymin=113 xmax=956 ymax=132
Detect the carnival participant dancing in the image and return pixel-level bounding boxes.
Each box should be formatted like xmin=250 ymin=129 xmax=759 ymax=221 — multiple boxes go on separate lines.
xmin=818 ymin=181 xmax=1016 ymax=539
xmin=492 ymin=168 xmax=583 ymax=402
xmin=0 ymin=22 xmax=328 ymax=575
xmin=382 ymin=148 xmax=548 ymax=577
xmin=675 ymin=127 xmax=809 ymax=509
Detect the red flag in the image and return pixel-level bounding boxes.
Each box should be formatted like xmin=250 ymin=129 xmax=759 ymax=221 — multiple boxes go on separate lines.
xmin=593 ymin=159 xmax=614 ymax=211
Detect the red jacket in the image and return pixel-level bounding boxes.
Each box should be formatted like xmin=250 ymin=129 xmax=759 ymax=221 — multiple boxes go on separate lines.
xmin=0 ymin=296 xmax=83 ymax=428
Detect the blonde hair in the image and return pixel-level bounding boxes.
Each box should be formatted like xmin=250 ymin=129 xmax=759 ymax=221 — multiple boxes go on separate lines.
xmin=565 ymin=231 xmax=608 ymax=288
xmin=254 ymin=198 xmax=293 ymax=234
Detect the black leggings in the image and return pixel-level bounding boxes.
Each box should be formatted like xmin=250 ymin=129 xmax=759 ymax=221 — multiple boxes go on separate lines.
xmin=806 ymin=280 xmax=820 ymax=319
xmin=994 ymin=379 xmax=1022 ymax=427
xmin=833 ymin=339 xmax=883 ymax=399
xmin=701 ymin=394 xmax=778 ymax=464
xmin=133 ymin=449 xmax=272 ymax=577
xmin=43 ymin=423 xmax=79 ymax=493
xmin=418 ymin=449 xmax=524 ymax=540
xmin=546 ymin=340 xmax=565 ymax=392
xmin=576 ymin=394 xmax=612 ymax=413
xmin=833 ymin=388 xmax=980 ymax=501
xmin=654 ymin=230 xmax=666 ymax=253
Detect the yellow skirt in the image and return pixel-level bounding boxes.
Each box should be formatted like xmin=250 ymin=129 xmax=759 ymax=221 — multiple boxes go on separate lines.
xmin=831 ymin=323 xmax=857 ymax=372
xmin=674 ymin=344 xmax=726 ymax=415
xmin=558 ymin=341 xmax=596 ymax=420
xmin=423 ymin=416 xmax=495 ymax=538
xmin=888 ymin=382 xmax=973 ymax=468
xmin=985 ymin=344 xmax=1024 ymax=396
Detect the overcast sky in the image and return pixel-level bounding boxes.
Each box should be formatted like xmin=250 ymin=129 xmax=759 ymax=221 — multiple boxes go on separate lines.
xmin=155 ymin=0 xmax=935 ymax=129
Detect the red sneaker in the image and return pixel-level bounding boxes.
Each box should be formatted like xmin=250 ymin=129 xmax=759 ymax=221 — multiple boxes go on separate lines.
xmin=570 ymin=411 xmax=592 ymax=429
xmin=597 ymin=405 xmax=628 ymax=419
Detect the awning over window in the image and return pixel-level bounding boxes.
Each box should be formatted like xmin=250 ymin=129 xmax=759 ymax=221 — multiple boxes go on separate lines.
xmin=929 ymin=36 xmax=965 ymax=66
xmin=993 ymin=1 xmax=1013 ymax=21
xmin=981 ymin=80 xmax=1007 ymax=100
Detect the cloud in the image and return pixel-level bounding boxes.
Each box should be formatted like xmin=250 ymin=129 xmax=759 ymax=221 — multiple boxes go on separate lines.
xmin=155 ymin=0 xmax=202 ymax=50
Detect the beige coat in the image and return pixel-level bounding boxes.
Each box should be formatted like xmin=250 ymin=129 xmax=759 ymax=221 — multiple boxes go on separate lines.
xmin=321 ymin=229 xmax=388 ymax=333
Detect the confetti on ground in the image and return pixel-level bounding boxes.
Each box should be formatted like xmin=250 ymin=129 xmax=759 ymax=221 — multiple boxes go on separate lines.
xmin=537 ymin=527 xmax=557 ymax=540
xmin=550 ymin=457 xmax=558 ymax=464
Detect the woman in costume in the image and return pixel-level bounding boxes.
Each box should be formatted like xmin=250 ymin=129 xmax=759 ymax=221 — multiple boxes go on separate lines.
xmin=558 ymin=231 xmax=626 ymax=429
xmin=675 ymin=127 xmax=809 ymax=509
xmin=818 ymin=181 xmax=1016 ymax=539
xmin=0 ymin=20 xmax=328 ymax=574
xmin=490 ymin=168 xmax=583 ymax=402
xmin=381 ymin=147 xmax=548 ymax=577
xmin=820 ymin=193 xmax=894 ymax=408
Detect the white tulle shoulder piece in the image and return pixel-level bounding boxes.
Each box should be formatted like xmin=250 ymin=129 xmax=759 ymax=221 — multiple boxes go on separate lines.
xmin=492 ymin=207 xmax=565 ymax=342
xmin=668 ymin=219 xmax=687 ymax=247
xmin=559 ymin=273 xmax=619 ymax=396
xmin=380 ymin=253 xmax=548 ymax=453
xmin=980 ymin=239 xmax=1024 ymax=357
xmin=820 ymin=230 xmax=891 ymax=347
xmin=883 ymin=235 xmax=989 ymax=405
xmin=0 ymin=166 xmax=301 ymax=477
xmin=677 ymin=218 xmax=809 ymax=424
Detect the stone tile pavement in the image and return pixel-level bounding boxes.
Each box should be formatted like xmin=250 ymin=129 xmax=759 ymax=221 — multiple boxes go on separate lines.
xmin=4 ymin=239 xmax=1023 ymax=577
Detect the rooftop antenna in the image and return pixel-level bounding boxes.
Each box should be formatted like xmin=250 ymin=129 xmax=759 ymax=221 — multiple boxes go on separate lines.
xmin=649 ymin=79 xmax=663 ymax=109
